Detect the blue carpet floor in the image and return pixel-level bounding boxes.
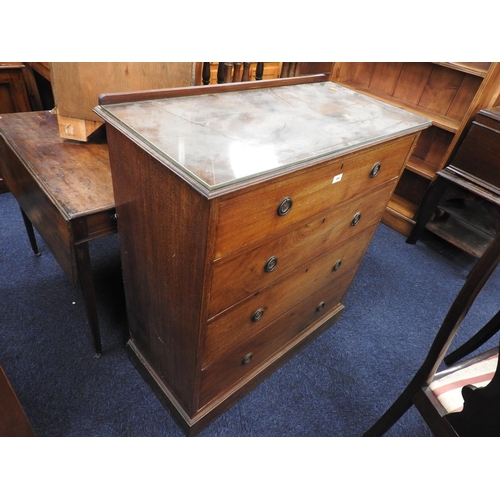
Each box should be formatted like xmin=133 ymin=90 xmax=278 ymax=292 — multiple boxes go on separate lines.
xmin=1 ymin=190 xmax=499 ymax=438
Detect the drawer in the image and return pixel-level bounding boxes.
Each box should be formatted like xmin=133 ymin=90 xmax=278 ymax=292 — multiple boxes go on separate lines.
xmin=199 ymin=269 xmax=355 ymax=408
xmin=209 ymin=181 xmax=394 ymax=317
xmin=204 ymin=227 xmax=374 ymax=367
xmin=214 ymin=134 xmax=415 ymax=258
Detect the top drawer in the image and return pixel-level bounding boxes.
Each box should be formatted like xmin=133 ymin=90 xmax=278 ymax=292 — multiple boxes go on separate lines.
xmin=214 ymin=134 xmax=416 ymax=258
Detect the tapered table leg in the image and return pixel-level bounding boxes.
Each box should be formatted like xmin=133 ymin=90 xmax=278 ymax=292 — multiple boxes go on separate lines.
xmin=74 ymin=241 xmax=102 ymax=358
xmin=20 ymin=208 xmax=40 ymax=256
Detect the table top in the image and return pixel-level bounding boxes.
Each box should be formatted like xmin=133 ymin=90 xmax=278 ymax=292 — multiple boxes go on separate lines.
xmin=95 ymin=81 xmax=430 ymax=195
xmin=0 ymin=110 xmax=113 ymax=219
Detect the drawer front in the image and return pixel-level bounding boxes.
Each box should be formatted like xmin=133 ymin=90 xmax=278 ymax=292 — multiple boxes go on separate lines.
xmin=214 ymin=134 xmax=415 ymax=258
xmin=199 ymin=269 xmax=355 ymax=408
xmin=204 ymin=226 xmax=374 ymax=367
xmin=209 ymin=181 xmax=394 ymax=317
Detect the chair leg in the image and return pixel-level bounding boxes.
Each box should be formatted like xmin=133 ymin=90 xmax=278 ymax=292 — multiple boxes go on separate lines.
xmin=363 ymin=376 xmax=423 ymax=436
xmin=444 ymin=308 xmax=500 ymax=365
xmin=20 ymin=208 xmax=40 ymax=256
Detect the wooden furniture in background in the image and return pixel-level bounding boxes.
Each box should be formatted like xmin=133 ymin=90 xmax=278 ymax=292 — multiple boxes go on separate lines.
xmin=330 ymin=63 xmax=500 ymax=236
xmin=95 ymin=75 xmax=429 ymax=434
xmin=196 ymin=62 xmax=333 ymax=85
xmin=25 ymin=62 xmax=335 ymax=143
xmin=364 ymin=229 xmax=500 ymax=437
xmin=0 ymin=63 xmax=33 ymax=194
xmin=0 ymin=366 xmax=35 ymax=437
xmin=22 ymin=62 xmax=54 ymax=111
xmin=0 ymin=63 xmax=32 ymax=113
xmin=0 ymin=111 xmax=116 ymax=357
xmin=198 ymin=62 xmax=278 ymax=85
xmin=50 ymin=62 xmax=195 ymax=142
xmin=407 ymin=106 xmax=500 ymax=258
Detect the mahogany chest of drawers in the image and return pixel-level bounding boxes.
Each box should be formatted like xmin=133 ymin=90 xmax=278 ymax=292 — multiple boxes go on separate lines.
xmin=95 ymin=76 xmax=429 ymax=435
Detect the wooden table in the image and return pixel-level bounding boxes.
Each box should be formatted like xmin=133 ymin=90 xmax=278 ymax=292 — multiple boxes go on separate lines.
xmin=0 ymin=110 xmax=116 ymax=356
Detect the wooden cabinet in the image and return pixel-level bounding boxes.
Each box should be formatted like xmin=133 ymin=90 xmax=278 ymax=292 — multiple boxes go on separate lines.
xmin=0 ymin=63 xmax=31 ymax=113
xmin=0 ymin=63 xmax=32 ymax=193
xmin=95 ymin=76 xmax=429 ymax=434
xmin=50 ymin=62 xmax=195 ymax=141
xmin=408 ymin=106 xmax=500 ymax=257
xmin=330 ymin=63 xmax=500 ymax=236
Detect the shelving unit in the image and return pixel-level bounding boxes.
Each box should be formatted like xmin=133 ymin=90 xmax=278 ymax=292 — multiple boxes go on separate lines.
xmin=330 ymin=62 xmax=500 ymax=236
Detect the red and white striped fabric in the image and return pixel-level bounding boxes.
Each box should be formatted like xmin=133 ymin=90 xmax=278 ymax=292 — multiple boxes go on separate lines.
xmin=429 ymin=353 xmax=499 ymax=414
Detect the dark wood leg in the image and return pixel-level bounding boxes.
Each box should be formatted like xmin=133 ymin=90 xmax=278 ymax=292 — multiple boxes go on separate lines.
xmin=20 ymin=208 xmax=40 ymax=256
xmin=74 ymin=241 xmax=102 ymax=358
xmin=363 ymin=381 xmax=418 ymax=436
xmin=444 ymin=308 xmax=500 ymax=365
xmin=406 ymin=175 xmax=449 ymax=245
xmin=365 ymin=230 xmax=500 ymax=436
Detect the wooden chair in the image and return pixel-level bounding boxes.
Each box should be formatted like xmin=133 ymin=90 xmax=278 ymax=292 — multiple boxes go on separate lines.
xmin=201 ymin=62 xmax=264 ymax=85
xmin=364 ymin=229 xmax=500 ymax=437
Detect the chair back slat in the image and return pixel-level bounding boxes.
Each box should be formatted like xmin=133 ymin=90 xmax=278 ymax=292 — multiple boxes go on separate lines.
xmin=202 ymin=63 xmax=266 ymax=85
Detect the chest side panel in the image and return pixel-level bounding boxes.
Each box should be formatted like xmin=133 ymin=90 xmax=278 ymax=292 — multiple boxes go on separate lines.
xmin=106 ymin=125 xmax=212 ymax=413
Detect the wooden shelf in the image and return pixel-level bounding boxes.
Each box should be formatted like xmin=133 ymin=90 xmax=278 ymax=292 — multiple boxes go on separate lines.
xmin=331 ymin=62 xmax=500 ymax=238
xmin=434 ymin=62 xmax=490 ymax=78
xmin=337 ymin=81 xmax=461 ymax=133
xmin=382 ymin=201 xmax=415 ymax=236
xmin=388 ymin=194 xmax=418 ymax=220
xmin=426 ymin=215 xmax=492 ymax=258
xmin=407 ymin=157 xmax=438 ymax=180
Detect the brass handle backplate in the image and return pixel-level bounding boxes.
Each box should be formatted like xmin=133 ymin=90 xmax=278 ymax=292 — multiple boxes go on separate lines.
xmin=316 ymin=301 xmax=325 ymax=312
xmin=242 ymin=353 xmax=253 ymax=365
xmin=251 ymin=308 xmax=265 ymax=323
xmin=370 ymin=162 xmax=381 ymax=178
xmin=264 ymin=255 xmax=278 ymax=273
xmin=277 ymin=197 xmax=293 ymax=216
xmin=351 ymin=212 xmax=362 ymax=226
xmin=332 ymin=260 xmax=342 ymax=272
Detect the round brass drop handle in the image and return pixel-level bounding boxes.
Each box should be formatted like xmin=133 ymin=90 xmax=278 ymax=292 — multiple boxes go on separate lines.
xmin=351 ymin=212 xmax=362 ymax=226
xmin=264 ymin=255 xmax=278 ymax=273
xmin=277 ymin=197 xmax=293 ymax=216
xmin=242 ymin=353 xmax=253 ymax=365
xmin=370 ymin=162 xmax=381 ymax=178
xmin=251 ymin=308 xmax=265 ymax=323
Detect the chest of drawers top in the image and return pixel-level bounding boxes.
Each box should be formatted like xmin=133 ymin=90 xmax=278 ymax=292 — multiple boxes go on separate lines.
xmin=95 ymin=79 xmax=429 ymax=196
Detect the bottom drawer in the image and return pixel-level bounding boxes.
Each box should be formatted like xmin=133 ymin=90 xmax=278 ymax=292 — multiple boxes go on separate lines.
xmin=198 ymin=268 xmax=356 ymax=409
